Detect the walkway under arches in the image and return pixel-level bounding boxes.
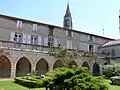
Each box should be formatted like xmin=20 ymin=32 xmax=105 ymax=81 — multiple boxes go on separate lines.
xmin=0 ymin=55 xmax=11 ymax=78
xmin=93 ymin=62 xmax=100 ymax=76
xmin=82 ymin=61 xmax=89 ymax=70
xmin=36 ymin=58 xmax=48 ymax=75
xmin=16 ymin=57 xmax=31 ymax=77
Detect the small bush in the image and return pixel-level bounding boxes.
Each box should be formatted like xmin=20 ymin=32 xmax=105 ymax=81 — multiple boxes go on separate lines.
xmin=14 ymin=77 xmax=43 ymax=88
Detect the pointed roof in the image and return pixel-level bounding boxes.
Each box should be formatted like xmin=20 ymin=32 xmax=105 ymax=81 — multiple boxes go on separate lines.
xmin=64 ymin=2 xmax=71 ymax=17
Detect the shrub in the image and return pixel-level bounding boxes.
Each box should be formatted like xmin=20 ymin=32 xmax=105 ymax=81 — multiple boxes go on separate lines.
xmin=103 ymin=61 xmax=120 ymax=78
xmin=14 ymin=76 xmax=43 ymax=88
xmin=42 ymin=67 xmax=109 ymax=90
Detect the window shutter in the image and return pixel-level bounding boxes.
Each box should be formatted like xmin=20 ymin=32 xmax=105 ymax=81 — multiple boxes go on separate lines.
xmin=20 ymin=21 xmax=22 ymax=28
xmin=70 ymin=40 xmax=72 ymax=49
xmin=44 ymin=37 xmax=48 ymax=46
xmin=71 ymin=32 xmax=73 ymax=37
xmin=66 ymin=30 xmax=68 ymax=36
xmin=27 ymin=34 xmax=31 ymax=44
xmin=10 ymin=32 xmax=15 ymax=42
xmin=23 ymin=33 xmax=27 ymax=43
xmin=94 ymin=45 xmax=95 ymax=52
xmin=67 ymin=40 xmax=69 ymax=49
xmin=88 ymin=35 xmax=90 ymax=40
xmin=54 ymin=38 xmax=58 ymax=47
xmin=38 ymin=36 xmax=42 ymax=45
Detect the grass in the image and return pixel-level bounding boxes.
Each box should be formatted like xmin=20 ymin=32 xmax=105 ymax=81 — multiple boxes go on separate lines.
xmin=0 ymin=80 xmax=120 ymax=90
xmin=0 ymin=80 xmax=45 ymax=90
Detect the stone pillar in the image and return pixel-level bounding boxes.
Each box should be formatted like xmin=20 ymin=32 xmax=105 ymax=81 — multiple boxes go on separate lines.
xmin=11 ymin=68 xmax=16 ymax=78
xmin=31 ymin=63 xmax=36 ymax=75
xmin=48 ymin=64 xmax=53 ymax=72
xmin=99 ymin=65 xmax=103 ymax=75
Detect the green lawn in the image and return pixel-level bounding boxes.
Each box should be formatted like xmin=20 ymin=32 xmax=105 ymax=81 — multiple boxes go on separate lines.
xmin=0 ymin=80 xmax=45 ymax=90
xmin=0 ymin=80 xmax=120 ymax=90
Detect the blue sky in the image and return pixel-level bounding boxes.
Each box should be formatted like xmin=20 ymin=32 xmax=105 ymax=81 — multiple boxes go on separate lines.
xmin=0 ymin=0 xmax=120 ymax=39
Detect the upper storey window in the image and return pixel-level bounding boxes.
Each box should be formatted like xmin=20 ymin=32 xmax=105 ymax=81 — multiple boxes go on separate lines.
xmin=14 ymin=32 xmax=23 ymax=43
xmin=88 ymin=35 xmax=94 ymax=41
xmin=33 ymin=24 xmax=38 ymax=31
xmin=17 ymin=20 xmax=22 ymax=28
xmin=48 ymin=26 xmax=54 ymax=36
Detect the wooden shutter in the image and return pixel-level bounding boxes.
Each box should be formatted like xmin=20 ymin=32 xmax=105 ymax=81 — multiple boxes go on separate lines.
xmin=23 ymin=33 xmax=27 ymax=43
xmin=38 ymin=36 xmax=42 ymax=45
xmin=27 ymin=34 xmax=31 ymax=44
xmin=54 ymin=38 xmax=58 ymax=47
xmin=44 ymin=37 xmax=48 ymax=46
xmin=10 ymin=32 xmax=15 ymax=42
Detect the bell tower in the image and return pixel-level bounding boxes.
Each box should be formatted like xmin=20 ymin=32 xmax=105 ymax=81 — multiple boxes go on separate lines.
xmin=63 ymin=2 xmax=72 ymax=29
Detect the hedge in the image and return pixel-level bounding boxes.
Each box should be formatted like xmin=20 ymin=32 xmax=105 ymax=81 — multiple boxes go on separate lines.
xmin=14 ymin=77 xmax=43 ymax=88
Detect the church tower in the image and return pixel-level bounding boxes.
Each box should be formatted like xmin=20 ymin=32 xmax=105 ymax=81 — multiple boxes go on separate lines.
xmin=63 ymin=3 xmax=73 ymax=29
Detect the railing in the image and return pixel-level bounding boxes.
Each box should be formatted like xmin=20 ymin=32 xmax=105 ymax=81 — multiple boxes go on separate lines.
xmin=0 ymin=40 xmax=106 ymax=57
xmin=0 ymin=40 xmax=50 ymax=53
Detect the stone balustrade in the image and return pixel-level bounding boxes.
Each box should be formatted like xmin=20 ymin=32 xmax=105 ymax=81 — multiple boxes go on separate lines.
xmin=0 ymin=40 xmax=105 ymax=57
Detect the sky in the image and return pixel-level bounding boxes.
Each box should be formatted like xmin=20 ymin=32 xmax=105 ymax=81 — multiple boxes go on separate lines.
xmin=0 ymin=0 xmax=120 ymax=39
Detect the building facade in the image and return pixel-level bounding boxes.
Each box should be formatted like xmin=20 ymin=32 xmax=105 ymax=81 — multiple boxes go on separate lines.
xmin=0 ymin=4 xmax=114 ymax=78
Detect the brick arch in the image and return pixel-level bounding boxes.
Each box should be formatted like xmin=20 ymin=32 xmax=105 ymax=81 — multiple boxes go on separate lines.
xmin=0 ymin=55 xmax=11 ymax=78
xmin=35 ymin=58 xmax=48 ymax=75
xmin=16 ymin=57 xmax=32 ymax=77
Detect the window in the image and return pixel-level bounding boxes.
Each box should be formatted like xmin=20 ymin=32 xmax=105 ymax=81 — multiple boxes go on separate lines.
xmin=89 ymin=45 xmax=94 ymax=52
xmin=48 ymin=26 xmax=54 ymax=36
xmin=88 ymin=35 xmax=94 ymax=41
xmin=67 ymin=40 xmax=72 ymax=49
xmin=111 ymin=49 xmax=116 ymax=57
xmin=48 ymin=37 xmax=54 ymax=47
xmin=14 ymin=33 xmax=23 ymax=43
xmin=17 ymin=20 xmax=22 ymax=28
xmin=31 ymin=35 xmax=38 ymax=44
xmin=33 ymin=24 xmax=38 ymax=31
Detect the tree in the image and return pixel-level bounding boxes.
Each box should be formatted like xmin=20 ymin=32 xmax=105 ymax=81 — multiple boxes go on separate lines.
xmin=103 ymin=61 xmax=120 ymax=78
xmin=49 ymin=46 xmax=78 ymax=67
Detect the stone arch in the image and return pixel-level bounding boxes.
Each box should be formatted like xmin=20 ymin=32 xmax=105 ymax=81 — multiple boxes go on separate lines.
xmin=93 ymin=62 xmax=100 ymax=76
xmin=16 ymin=57 xmax=31 ymax=77
xmin=82 ymin=61 xmax=89 ymax=70
xmin=69 ymin=60 xmax=78 ymax=67
xmin=53 ymin=60 xmax=64 ymax=69
xmin=0 ymin=55 xmax=11 ymax=78
xmin=36 ymin=58 xmax=48 ymax=75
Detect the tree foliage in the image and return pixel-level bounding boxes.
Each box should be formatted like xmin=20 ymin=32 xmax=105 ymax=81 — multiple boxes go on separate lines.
xmin=103 ymin=61 xmax=120 ymax=78
xmin=49 ymin=46 xmax=78 ymax=67
xmin=42 ymin=67 xmax=109 ymax=90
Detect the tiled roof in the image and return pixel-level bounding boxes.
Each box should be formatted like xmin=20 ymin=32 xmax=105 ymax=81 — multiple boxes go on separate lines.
xmin=101 ymin=39 xmax=120 ymax=47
